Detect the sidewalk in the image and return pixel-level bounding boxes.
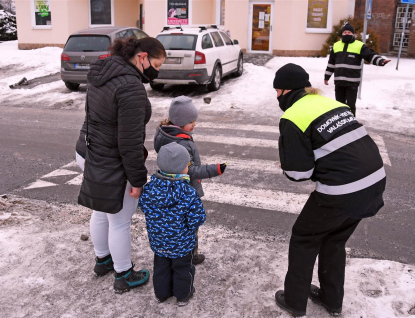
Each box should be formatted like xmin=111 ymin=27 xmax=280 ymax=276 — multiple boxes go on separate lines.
xmin=1 ymin=195 xmax=414 ymax=318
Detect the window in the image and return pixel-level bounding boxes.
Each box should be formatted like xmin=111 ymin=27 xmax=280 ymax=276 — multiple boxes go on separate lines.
xmin=216 ymin=0 xmax=225 ymax=26
xmin=156 ymin=34 xmax=197 ymax=50
xmin=116 ymin=29 xmax=135 ymax=39
xmin=220 ymin=31 xmax=233 ymax=45
xmin=305 ymin=0 xmax=332 ymax=33
xmin=31 ymin=0 xmax=52 ymax=29
xmin=133 ymin=29 xmax=148 ymax=40
xmin=201 ymin=34 xmax=214 ymax=49
xmin=211 ymin=32 xmax=224 ymax=47
xmin=64 ymin=36 xmax=111 ymax=52
xmin=90 ymin=0 xmax=113 ymax=26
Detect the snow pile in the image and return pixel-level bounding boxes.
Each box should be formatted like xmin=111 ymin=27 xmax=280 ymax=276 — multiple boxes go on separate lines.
xmin=0 ymin=9 xmax=16 ymax=40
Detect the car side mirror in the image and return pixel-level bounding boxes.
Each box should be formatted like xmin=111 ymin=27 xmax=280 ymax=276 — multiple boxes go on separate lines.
xmin=233 ymin=39 xmax=239 ymax=45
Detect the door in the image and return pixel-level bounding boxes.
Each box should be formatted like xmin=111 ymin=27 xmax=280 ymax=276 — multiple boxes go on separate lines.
xmin=249 ymin=2 xmax=273 ymax=53
xmin=392 ymin=5 xmax=412 ymax=53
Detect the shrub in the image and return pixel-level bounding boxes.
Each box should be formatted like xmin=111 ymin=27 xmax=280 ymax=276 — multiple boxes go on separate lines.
xmin=320 ymin=16 xmax=380 ymax=57
xmin=0 ymin=9 xmax=17 ymax=41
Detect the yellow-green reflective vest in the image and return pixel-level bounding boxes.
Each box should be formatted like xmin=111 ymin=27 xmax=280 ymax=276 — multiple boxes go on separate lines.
xmin=333 ymin=40 xmax=364 ymax=54
xmin=281 ymin=94 xmax=347 ymax=133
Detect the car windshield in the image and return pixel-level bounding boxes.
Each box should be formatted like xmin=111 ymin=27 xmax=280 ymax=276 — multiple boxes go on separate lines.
xmin=156 ymin=34 xmax=197 ymax=50
xmin=64 ymin=35 xmax=111 ymax=52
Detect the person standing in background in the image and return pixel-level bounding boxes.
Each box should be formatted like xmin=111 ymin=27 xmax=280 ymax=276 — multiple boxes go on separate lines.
xmin=324 ymin=22 xmax=391 ymax=116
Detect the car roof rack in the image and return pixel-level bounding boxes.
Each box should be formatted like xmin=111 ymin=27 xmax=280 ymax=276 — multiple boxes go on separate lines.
xmin=198 ymin=25 xmax=219 ymax=32
xmin=161 ymin=26 xmax=183 ymax=32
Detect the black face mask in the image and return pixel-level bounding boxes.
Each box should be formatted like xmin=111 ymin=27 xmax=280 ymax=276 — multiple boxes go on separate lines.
xmin=342 ymin=34 xmax=355 ymax=43
xmin=142 ymin=57 xmax=159 ymax=82
xmin=277 ymin=90 xmax=295 ymax=111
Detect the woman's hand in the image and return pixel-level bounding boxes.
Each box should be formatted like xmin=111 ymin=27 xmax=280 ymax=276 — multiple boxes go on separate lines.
xmin=130 ymin=186 xmax=143 ymax=199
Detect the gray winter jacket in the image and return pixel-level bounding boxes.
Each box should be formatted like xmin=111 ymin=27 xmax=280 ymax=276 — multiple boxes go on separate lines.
xmin=154 ymin=125 xmax=221 ymax=197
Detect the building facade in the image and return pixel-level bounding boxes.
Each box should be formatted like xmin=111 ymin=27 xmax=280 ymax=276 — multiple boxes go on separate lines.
xmin=354 ymin=0 xmax=415 ymax=56
xmin=16 ymin=0 xmax=356 ymax=56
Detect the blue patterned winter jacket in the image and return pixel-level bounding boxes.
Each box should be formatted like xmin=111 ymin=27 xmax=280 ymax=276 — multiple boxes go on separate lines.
xmin=139 ymin=172 xmax=206 ymax=258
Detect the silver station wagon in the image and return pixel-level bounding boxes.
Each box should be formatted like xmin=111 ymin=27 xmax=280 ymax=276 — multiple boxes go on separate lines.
xmin=61 ymin=26 xmax=148 ymax=91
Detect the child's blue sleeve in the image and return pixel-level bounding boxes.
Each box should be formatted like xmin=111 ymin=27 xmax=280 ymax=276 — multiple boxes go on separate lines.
xmin=186 ymin=192 xmax=206 ymax=230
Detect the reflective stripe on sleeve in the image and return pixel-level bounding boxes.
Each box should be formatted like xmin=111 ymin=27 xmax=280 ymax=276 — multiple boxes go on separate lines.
xmin=316 ymin=166 xmax=386 ymax=195
xmin=314 ymin=127 xmax=367 ymax=160
xmin=334 ymin=64 xmax=362 ymax=70
xmin=334 ymin=76 xmax=361 ymax=82
xmin=327 ymin=63 xmax=335 ymax=68
xmin=284 ymin=168 xmax=314 ymax=180
xmin=325 ymin=71 xmax=333 ymax=76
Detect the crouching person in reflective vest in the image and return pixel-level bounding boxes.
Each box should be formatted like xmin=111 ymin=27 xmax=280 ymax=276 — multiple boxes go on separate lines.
xmin=273 ymin=63 xmax=386 ymax=317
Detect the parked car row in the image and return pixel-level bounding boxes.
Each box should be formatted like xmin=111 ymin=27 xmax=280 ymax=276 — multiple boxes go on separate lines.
xmin=61 ymin=25 xmax=243 ymax=92
xmin=61 ymin=26 xmax=148 ymax=91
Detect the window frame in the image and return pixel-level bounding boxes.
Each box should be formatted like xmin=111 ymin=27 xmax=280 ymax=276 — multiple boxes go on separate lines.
xmin=89 ymin=0 xmax=114 ymax=27
xmin=305 ymin=0 xmax=333 ymax=34
xmin=31 ymin=0 xmax=52 ymax=29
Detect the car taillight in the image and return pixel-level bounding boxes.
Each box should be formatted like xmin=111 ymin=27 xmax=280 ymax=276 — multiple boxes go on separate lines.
xmin=194 ymin=51 xmax=206 ymax=64
xmin=61 ymin=54 xmax=70 ymax=61
xmin=99 ymin=53 xmax=111 ymax=59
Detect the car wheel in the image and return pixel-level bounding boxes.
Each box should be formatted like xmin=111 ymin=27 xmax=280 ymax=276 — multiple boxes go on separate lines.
xmin=233 ymin=55 xmax=243 ymax=77
xmin=150 ymin=82 xmax=165 ymax=91
xmin=64 ymin=82 xmax=80 ymax=91
xmin=207 ymin=65 xmax=221 ymax=91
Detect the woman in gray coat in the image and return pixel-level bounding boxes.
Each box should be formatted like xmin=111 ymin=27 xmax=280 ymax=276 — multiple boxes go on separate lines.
xmin=75 ymin=37 xmax=166 ymax=293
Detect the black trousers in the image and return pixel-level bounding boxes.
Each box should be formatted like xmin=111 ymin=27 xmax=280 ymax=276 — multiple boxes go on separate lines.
xmin=284 ymin=192 xmax=361 ymax=312
xmin=153 ymin=251 xmax=195 ymax=299
xmin=335 ymin=85 xmax=358 ymax=116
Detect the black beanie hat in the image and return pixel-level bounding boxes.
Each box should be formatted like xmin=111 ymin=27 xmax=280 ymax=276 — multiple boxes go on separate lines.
xmin=273 ymin=63 xmax=311 ymax=90
xmin=341 ymin=23 xmax=355 ymax=34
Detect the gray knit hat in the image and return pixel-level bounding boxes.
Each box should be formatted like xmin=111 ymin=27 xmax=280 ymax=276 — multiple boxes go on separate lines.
xmin=157 ymin=142 xmax=190 ymax=174
xmin=169 ymin=95 xmax=198 ymax=127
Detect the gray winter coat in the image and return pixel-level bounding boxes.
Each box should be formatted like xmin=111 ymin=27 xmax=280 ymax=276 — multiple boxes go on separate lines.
xmin=154 ymin=125 xmax=221 ymax=197
xmin=77 ymin=55 xmax=151 ymax=213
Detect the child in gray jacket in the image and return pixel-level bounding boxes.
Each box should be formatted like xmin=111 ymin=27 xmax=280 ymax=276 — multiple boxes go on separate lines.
xmin=153 ymin=95 xmax=227 ymax=265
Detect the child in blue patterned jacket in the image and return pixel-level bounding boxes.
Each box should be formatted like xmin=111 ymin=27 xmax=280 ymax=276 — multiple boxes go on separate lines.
xmin=139 ymin=142 xmax=206 ymax=306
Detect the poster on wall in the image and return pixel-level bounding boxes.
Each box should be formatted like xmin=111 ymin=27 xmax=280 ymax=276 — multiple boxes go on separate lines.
xmin=34 ymin=0 xmax=51 ymax=26
xmin=307 ymin=0 xmax=329 ymax=29
xmin=167 ymin=0 xmax=189 ymax=25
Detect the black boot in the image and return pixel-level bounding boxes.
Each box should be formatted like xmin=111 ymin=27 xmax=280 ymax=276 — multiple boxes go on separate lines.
xmin=113 ymin=264 xmax=150 ymax=294
xmin=275 ymin=290 xmax=306 ymax=317
xmin=192 ymin=253 xmax=205 ymax=265
xmin=309 ymin=284 xmax=342 ymax=316
xmin=94 ymin=255 xmax=114 ymax=277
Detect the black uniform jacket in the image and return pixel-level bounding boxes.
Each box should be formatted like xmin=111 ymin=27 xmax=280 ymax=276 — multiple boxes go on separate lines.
xmin=77 ymin=55 xmax=151 ymax=213
xmin=279 ymin=89 xmax=386 ymax=218
xmin=325 ymin=39 xmax=386 ymax=87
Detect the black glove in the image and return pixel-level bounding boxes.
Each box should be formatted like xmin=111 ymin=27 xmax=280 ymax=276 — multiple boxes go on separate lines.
xmin=219 ymin=163 xmax=227 ymax=174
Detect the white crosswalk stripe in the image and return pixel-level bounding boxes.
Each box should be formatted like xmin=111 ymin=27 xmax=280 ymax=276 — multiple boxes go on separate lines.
xmin=202 ymin=182 xmax=308 ymax=214
xmin=193 ymin=135 xmax=278 ymax=148
xmin=147 ymin=150 xmax=280 ymax=174
xmin=21 ymin=122 xmax=391 ymax=215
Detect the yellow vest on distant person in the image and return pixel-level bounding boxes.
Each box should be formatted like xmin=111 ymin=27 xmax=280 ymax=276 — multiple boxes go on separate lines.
xmin=333 ymin=40 xmax=364 ymax=54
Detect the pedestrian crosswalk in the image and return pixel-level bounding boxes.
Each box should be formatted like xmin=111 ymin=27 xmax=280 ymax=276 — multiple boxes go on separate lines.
xmin=21 ymin=123 xmax=391 ymax=215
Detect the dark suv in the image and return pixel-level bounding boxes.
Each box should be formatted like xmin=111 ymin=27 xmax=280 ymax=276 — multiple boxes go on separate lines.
xmin=61 ymin=26 xmax=148 ymax=91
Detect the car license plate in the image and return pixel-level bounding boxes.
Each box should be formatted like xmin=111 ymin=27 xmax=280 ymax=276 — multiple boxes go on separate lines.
xmin=74 ymin=63 xmax=90 ymax=69
xmin=165 ymin=57 xmax=181 ymax=64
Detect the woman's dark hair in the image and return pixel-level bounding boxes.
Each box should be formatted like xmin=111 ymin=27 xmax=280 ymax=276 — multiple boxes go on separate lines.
xmin=109 ymin=36 xmax=166 ymax=61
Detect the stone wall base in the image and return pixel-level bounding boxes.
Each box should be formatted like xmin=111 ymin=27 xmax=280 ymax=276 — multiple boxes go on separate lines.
xmin=18 ymin=43 xmax=65 ymax=50
xmin=272 ymin=50 xmax=321 ymax=57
